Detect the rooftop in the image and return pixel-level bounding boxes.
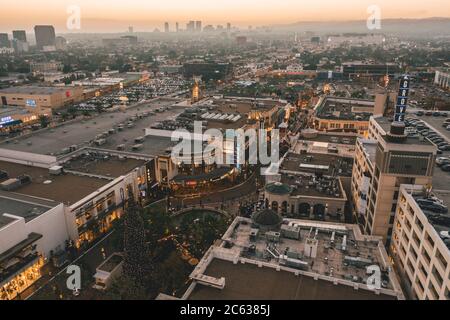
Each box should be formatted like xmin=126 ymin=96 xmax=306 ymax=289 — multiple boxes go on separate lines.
xmin=0 ymin=191 xmax=58 ymax=228
xmin=186 ymin=217 xmax=404 ymax=300
xmin=0 ymin=86 xmax=74 ymax=95
xmin=188 ymin=259 xmax=395 ymax=300
xmin=280 ymin=152 xmax=353 ymax=177
xmin=0 ymin=160 xmax=109 ymax=205
xmin=280 ymin=174 xmax=344 ymax=199
xmin=372 ymin=116 xmax=435 ymax=147
xmin=0 ymin=99 xmax=181 ymax=156
xmin=62 ymin=151 xmax=147 ymax=178
xmin=315 ymin=97 xmax=374 ymax=121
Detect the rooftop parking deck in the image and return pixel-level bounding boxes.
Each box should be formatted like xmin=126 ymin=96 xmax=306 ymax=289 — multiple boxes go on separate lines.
xmin=0 ymin=99 xmax=184 ymax=156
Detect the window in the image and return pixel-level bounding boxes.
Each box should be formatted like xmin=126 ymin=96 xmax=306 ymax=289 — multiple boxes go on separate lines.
xmin=435 ymin=249 xmax=448 ymax=271
xmin=432 ymin=266 xmax=443 ymax=288
xmin=421 ymin=248 xmax=431 ymax=266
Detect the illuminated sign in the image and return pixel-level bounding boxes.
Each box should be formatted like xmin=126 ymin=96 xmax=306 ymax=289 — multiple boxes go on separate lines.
xmin=393 ymin=75 xmax=410 ymax=123
xmin=0 ymin=116 xmax=13 ymax=124
xmin=26 ymin=99 xmax=37 ymax=107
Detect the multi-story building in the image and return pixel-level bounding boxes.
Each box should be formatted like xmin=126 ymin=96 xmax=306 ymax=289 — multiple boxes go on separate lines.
xmin=313 ymin=97 xmax=376 ymax=136
xmin=0 ymin=86 xmax=84 ymax=110
xmin=391 ymin=185 xmax=450 ymax=300
xmin=0 ymin=34 xmax=9 ymax=48
xmin=0 ymin=192 xmax=66 ymax=300
xmin=30 ymin=61 xmax=63 ymax=74
xmin=12 ymin=30 xmax=26 ymax=42
xmin=178 ymin=215 xmax=405 ymax=300
xmin=34 ymin=25 xmax=56 ymax=50
xmin=434 ymin=69 xmax=449 ymax=90
xmin=351 ymin=116 xmax=436 ymax=244
xmin=195 ymin=21 xmax=202 ymax=32
xmin=342 ymin=61 xmax=400 ymax=80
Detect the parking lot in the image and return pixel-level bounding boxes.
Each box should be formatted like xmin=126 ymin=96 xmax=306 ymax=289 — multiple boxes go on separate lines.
xmin=405 ymin=113 xmax=450 ymax=191
xmin=0 ymin=98 xmax=184 ymax=156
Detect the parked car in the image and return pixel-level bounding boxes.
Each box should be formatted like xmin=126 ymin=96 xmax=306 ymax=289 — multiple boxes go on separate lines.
xmin=441 ymin=164 xmax=450 ymax=172
xmin=418 ymin=202 xmax=448 ymax=214
xmin=436 ymin=157 xmax=450 ymax=166
xmin=433 ymin=111 xmax=441 ymax=117
xmin=416 ymin=111 xmax=424 ymax=116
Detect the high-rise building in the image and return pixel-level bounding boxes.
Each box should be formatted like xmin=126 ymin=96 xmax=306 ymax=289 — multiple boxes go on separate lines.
xmin=187 ymin=21 xmax=195 ymax=32
xmin=55 ymin=36 xmax=67 ymax=50
xmin=0 ymin=33 xmax=10 ymax=48
xmin=12 ymin=30 xmax=27 ymax=42
xmin=34 ymin=25 xmax=56 ymax=50
xmin=128 ymin=26 xmax=134 ymax=33
xmin=195 ymin=21 xmax=202 ymax=32
xmin=175 ymin=22 xmax=179 ymax=32
xmin=164 ymin=22 xmax=169 ymax=33
xmin=351 ymin=76 xmax=437 ymax=244
xmin=227 ymin=22 xmax=231 ymax=31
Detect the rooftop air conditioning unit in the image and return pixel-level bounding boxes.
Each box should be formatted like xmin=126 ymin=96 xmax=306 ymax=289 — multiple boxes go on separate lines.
xmin=49 ymin=166 xmax=63 ymax=175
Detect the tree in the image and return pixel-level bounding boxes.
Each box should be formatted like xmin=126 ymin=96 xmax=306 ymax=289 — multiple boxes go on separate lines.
xmin=122 ymin=189 xmax=152 ymax=289
xmin=39 ymin=115 xmax=50 ymax=128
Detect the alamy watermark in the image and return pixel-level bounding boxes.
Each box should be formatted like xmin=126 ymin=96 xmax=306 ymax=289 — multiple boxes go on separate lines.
xmin=367 ymin=5 xmax=382 ymax=30
xmin=66 ymin=5 xmax=81 ymax=30
xmin=66 ymin=264 xmax=81 ymax=291
xmin=170 ymin=121 xmax=280 ymax=175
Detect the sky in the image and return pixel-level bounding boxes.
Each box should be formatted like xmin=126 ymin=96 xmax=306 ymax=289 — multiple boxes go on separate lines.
xmin=1 ymin=0 xmax=449 ymax=33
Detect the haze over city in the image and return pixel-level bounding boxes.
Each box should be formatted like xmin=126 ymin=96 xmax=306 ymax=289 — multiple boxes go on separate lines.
xmin=1 ymin=0 xmax=450 ymax=32
xmin=0 ymin=0 xmax=450 ymax=309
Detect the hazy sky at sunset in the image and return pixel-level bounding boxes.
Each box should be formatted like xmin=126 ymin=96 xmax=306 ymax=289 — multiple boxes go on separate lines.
xmin=1 ymin=0 xmax=449 ymax=32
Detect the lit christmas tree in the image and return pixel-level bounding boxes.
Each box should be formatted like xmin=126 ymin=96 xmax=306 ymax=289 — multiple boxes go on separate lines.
xmin=123 ymin=188 xmax=151 ymax=289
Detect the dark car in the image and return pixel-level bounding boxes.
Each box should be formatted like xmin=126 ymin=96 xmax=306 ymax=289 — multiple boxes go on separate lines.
xmin=418 ymin=202 xmax=448 ymax=214
xmin=441 ymin=112 xmax=448 ymax=117
xmin=416 ymin=111 xmax=424 ymax=116
xmin=425 ymin=111 xmax=433 ymax=116
xmin=433 ymin=111 xmax=441 ymax=117
xmin=442 ymin=164 xmax=450 ymax=172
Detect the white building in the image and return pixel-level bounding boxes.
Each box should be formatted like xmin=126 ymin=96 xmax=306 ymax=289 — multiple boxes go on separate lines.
xmin=391 ymin=185 xmax=450 ymax=300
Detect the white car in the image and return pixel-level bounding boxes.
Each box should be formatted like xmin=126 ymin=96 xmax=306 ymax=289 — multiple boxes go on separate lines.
xmin=436 ymin=157 xmax=450 ymax=166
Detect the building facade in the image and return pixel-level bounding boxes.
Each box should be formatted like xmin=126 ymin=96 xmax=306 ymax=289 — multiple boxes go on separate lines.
xmin=390 ymin=185 xmax=450 ymax=300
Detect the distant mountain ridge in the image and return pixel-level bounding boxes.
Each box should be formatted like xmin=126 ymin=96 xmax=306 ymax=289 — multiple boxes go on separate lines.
xmin=275 ymin=17 xmax=450 ymax=37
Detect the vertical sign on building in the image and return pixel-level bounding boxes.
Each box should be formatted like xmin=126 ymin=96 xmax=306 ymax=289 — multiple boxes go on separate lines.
xmin=394 ymin=75 xmax=410 ymax=123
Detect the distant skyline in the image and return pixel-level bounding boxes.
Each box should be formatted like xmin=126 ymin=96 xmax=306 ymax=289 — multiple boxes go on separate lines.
xmin=1 ymin=0 xmax=449 ymax=33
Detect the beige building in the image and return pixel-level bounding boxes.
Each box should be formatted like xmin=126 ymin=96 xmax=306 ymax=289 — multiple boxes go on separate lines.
xmin=351 ymin=116 xmax=436 ymax=244
xmin=0 ymin=86 xmax=84 ymax=110
xmin=390 ymin=185 xmax=450 ymax=300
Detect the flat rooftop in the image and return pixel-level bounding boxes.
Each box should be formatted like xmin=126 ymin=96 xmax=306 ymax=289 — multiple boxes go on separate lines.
xmin=188 ymin=259 xmax=395 ymax=300
xmin=0 ymin=191 xmax=58 ymax=228
xmin=0 ymin=86 xmax=72 ymax=95
xmin=280 ymin=152 xmax=353 ymax=177
xmin=414 ymin=190 xmax=450 ymax=237
xmin=187 ymin=217 xmax=403 ymax=300
xmin=0 ymin=100 xmax=182 ymax=156
xmin=0 ymin=160 xmax=109 ymax=205
xmin=372 ymin=116 xmax=435 ymax=147
xmin=280 ymin=174 xmax=344 ymax=199
xmin=63 ymin=151 xmax=147 ymax=178
xmin=315 ymin=97 xmax=374 ymax=121
xmin=300 ymin=133 xmax=357 ymax=145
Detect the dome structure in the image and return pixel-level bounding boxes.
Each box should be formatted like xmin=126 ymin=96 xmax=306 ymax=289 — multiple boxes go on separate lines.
xmin=252 ymin=208 xmax=282 ymax=231
xmin=265 ymin=182 xmax=292 ymax=195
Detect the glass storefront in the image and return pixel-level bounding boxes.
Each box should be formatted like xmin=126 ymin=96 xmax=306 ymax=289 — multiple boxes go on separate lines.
xmin=0 ymin=257 xmax=44 ymax=300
